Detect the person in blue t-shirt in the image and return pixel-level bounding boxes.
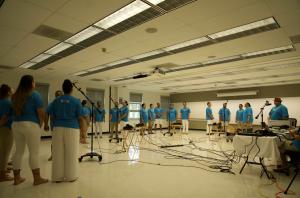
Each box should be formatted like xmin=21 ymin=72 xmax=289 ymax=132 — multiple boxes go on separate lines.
xmin=48 ymin=79 xmax=83 ymax=182
xmin=235 ymin=104 xmax=244 ymax=131
xmin=80 ymin=100 xmax=90 ymax=144
xmin=242 ymin=102 xmax=253 ymax=132
xmin=218 ymin=103 xmax=231 ymax=132
xmin=119 ymin=100 xmax=129 ymax=130
xmin=110 ymin=101 xmax=120 ymax=140
xmin=206 ymin=102 xmax=214 ymax=135
xmin=269 ymin=97 xmax=289 ymax=120
xmin=148 ymin=104 xmax=155 ymax=134
xmin=94 ymin=101 xmax=105 ymax=139
xmin=154 ymin=103 xmax=164 ymax=133
xmin=168 ymin=103 xmax=177 ymax=134
xmin=274 ymin=128 xmax=300 ymax=172
xmin=0 ymin=84 xmax=13 ymax=182
xmin=180 ymin=101 xmax=191 ymax=134
xmin=11 ymin=75 xmax=48 ymax=186
xmin=140 ymin=103 xmax=148 ymax=136
xmin=44 ymin=90 xmax=63 ymax=161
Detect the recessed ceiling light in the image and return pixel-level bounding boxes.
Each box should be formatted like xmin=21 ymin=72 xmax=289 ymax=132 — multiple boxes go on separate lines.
xmin=163 ymin=37 xmax=209 ymax=51
xmin=65 ymin=26 xmax=102 ymax=44
xmin=202 ymin=55 xmax=241 ymax=65
xmin=73 ymin=71 xmax=88 ymax=76
xmin=31 ymin=53 xmax=52 ymax=63
xmin=105 ymin=59 xmax=132 ymax=67
xmin=131 ymin=50 xmax=164 ymax=60
xmin=147 ymin=0 xmax=166 ymax=5
xmin=208 ymin=17 xmax=277 ymax=39
xmin=19 ymin=62 xmax=36 ymax=68
xmin=94 ymin=0 xmax=150 ymax=29
xmin=242 ymin=45 xmax=294 ymax=57
xmin=44 ymin=42 xmax=73 ymax=55
xmin=86 ymin=66 xmax=106 ymax=72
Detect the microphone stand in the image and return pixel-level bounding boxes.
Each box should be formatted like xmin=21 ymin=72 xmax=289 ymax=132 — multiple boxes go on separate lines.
xmin=255 ymin=103 xmax=267 ymax=129
xmin=73 ymin=83 xmax=102 ymax=162
xmin=163 ymin=106 xmax=173 ymax=136
xmin=108 ymin=87 xmax=121 ymax=143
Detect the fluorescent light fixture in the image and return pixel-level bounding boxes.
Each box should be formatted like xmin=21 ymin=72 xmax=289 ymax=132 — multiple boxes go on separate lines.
xmin=203 ymin=55 xmax=241 ymax=65
xmin=172 ymin=63 xmax=200 ymax=70
xmin=31 ymin=53 xmax=52 ymax=63
xmin=147 ymin=0 xmax=166 ymax=5
xmin=105 ymin=59 xmax=132 ymax=67
xmin=217 ymin=90 xmax=258 ymax=97
xmin=19 ymin=62 xmax=36 ymax=68
xmin=242 ymin=45 xmax=294 ymax=57
xmin=163 ymin=37 xmax=209 ymax=51
xmin=73 ymin=71 xmax=88 ymax=76
xmin=208 ymin=17 xmax=276 ymax=39
xmin=44 ymin=42 xmax=73 ymax=55
xmin=65 ymin=26 xmax=102 ymax=44
xmin=131 ymin=50 xmax=164 ymax=60
xmin=86 ymin=66 xmax=106 ymax=72
xmin=94 ymin=0 xmax=150 ymax=29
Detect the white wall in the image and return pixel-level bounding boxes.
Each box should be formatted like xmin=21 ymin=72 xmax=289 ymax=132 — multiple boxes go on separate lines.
xmin=174 ymin=97 xmax=300 ymax=125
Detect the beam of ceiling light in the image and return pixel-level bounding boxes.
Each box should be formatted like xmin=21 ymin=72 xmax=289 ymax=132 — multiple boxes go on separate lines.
xmin=44 ymin=42 xmax=73 ymax=55
xmin=202 ymin=55 xmax=241 ymax=65
xmin=163 ymin=37 xmax=209 ymax=51
xmin=19 ymin=62 xmax=36 ymax=69
xmin=94 ymin=0 xmax=150 ymax=29
xmin=105 ymin=59 xmax=132 ymax=67
xmin=147 ymin=0 xmax=166 ymax=5
xmin=241 ymin=45 xmax=294 ymax=57
xmin=208 ymin=17 xmax=277 ymax=39
xmin=131 ymin=50 xmax=165 ymax=60
xmin=73 ymin=71 xmax=88 ymax=76
xmin=65 ymin=26 xmax=103 ymax=44
xmin=86 ymin=66 xmax=106 ymax=72
xmin=31 ymin=53 xmax=52 ymax=63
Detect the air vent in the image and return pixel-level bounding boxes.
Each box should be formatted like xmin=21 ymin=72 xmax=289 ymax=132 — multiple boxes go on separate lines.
xmin=33 ymin=25 xmax=73 ymax=41
xmin=108 ymin=8 xmax=161 ymax=34
xmin=156 ymin=0 xmax=196 ymax=11
xmin=290 ymin=34 xmax=300 ymax=44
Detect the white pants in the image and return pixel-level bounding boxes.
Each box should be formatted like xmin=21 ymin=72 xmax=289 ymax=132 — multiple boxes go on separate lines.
xmin=221 ymin=121 xmax=229 ymax=132
xmin=155 ymin=119 xmax=163 ymax=125
xmin=52 ymin=127 xmax=79 ymax=182
xmin=12 ymin=121 xmax=41 ymax=170
xmin=182 ymin=120 xmax=189 ymax=132
xmin=95 ymin=122 xmax=103 ymax=137
xmin=206 ymin=120 xmax=213 ymax=134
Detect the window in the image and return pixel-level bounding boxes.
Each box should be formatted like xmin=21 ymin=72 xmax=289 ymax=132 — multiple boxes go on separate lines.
xmin=35 ymin=83 xmax=49 ymax=110
xmin=86 ymin=88 xmax=105 ymax=107
xmin=160 ymin=96 xmax=170 ymax=119
xmin=129 ymin=93 xmax=142 ymax=119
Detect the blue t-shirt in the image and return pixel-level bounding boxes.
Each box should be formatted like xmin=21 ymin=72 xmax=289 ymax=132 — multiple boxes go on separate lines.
xmin=0 ymin=98 xmax=13 ymax=128
xmin=269 ymin=104 xmax=289 ymax=120
xmin=82 ymin=106 xmax=91 ymax=117
xmin=219 ymin=108 xmax=230 ymax=122
xmin=168 ymin=108 xmax=177 ymax=122
xmin=94 ymin=108 xmax=105 ymax=122
xmin=13 ymin=91 xmax=43 ymax=125
xmin=236 ymin=109 xmax=244 ymax=122
xmin=242 ymin=107 xmax=253 ymax=123
xmin=148 ymin=108 xmax=155 ymax=121
xmin=292 ymin=129 xmax=300 ymax=150
xmin=154 ymin=107 xmax=163 ymax=119
xmin=48 ymin=95 xmax=83 ymax=129
xmin=120 ymin=106 xmax=129 ymax=122
xmin=180 ymin=107 xmax=191 ymax=120
xmin=110 ymin=107 xmax=120 ymax=123
xmin=206 ymin=107 xmax=213 ymax=120
xmin=140 ymin=108 xmax=148 ymax=123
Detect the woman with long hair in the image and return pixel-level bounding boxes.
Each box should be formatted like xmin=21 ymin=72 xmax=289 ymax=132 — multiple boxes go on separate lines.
xmin=0 ymin=84 xmax=14 ymax=182
xmin=11 ymin=75 xmax=48 ymax=185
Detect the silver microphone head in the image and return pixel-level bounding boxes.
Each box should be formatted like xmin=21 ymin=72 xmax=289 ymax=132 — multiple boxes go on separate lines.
xmin=265 ymin=100 xmax=271 ymax=106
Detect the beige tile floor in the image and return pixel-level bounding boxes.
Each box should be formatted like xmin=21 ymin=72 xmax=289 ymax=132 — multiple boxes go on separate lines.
xmin=0 ymin=130 xmax=299 ymax=198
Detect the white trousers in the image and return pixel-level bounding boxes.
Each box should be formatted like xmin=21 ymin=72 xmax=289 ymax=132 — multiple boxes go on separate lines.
xmin=95 ymin=122 xmax=103 ymax=137
xmin=12 ymin=121 xmax=41 ymax=170
xmin=206 ymin=120 xmax=213 ymax=134
xmin=182 ymin=120 xmax=189 ymax=132
xmin=52 ymin=127 xmax=79 ymax=182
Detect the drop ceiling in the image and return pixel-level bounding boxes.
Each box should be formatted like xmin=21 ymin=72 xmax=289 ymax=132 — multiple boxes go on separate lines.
xmin=0 ymin=0 xmax=300 ymax=93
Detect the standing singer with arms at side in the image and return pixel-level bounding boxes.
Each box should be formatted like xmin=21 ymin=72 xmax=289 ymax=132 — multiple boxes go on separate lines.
xmin=206 ymin=102 xmax=214 ymax=135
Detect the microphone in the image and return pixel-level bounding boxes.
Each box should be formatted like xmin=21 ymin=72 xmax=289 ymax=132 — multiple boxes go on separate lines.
xmin=265 ymin=100 xmax=272 ymax=106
